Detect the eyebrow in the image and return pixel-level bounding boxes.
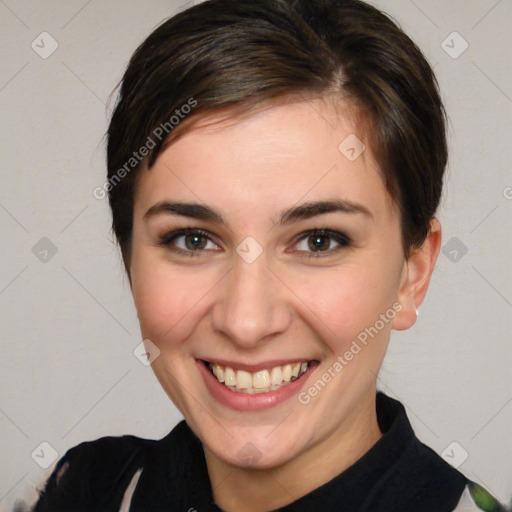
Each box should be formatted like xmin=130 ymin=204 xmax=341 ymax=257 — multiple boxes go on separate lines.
xmin=274 ymin=198 xmax=373 ymax=226
xmin=143 ymin=198 xmax=373 ymax=226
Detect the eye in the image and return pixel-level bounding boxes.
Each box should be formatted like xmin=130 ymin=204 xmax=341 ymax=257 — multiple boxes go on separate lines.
xmin=159 ymin=228 xmax=219 ymax=255
xmin=293 ymin=229 xmax=351 ymax=258
xmin=158 ymin=227 xmax=351 ymax=259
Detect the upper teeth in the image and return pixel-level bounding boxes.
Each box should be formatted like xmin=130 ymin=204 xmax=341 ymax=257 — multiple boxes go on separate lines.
xmin=209 ymin=361 xmax=309 ymax=394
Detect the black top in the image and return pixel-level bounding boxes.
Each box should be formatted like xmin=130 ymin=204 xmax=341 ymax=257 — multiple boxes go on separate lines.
xmin=31 ymin=392 xmax=470 ymax=511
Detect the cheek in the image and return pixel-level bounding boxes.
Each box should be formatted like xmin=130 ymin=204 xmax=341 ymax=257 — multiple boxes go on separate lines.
xmin=291 ymin=263 xmax=398 ymax=350
xmin=130 ymin=254 xmax=214 ymax=344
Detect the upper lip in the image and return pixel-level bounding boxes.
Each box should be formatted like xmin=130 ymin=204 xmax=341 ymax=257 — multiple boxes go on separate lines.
xmin=198 ymin=357 xmax=317 ymax=372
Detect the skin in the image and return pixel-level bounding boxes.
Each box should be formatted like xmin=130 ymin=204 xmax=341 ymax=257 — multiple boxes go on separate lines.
xmin=129 ymin=98 xmax=442 ymax=511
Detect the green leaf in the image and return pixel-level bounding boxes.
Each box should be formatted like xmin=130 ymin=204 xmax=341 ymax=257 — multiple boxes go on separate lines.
xmin=468 ymin=481 xmax=504 ymax=512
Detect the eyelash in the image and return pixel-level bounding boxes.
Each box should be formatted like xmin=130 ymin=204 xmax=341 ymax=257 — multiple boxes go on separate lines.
xmin=158 ymin=227 xmax=352 ymax=259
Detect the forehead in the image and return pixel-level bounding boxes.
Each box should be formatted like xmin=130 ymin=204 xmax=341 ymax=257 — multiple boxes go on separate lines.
xmin=134 ymin=99 xmax=396 ymax=223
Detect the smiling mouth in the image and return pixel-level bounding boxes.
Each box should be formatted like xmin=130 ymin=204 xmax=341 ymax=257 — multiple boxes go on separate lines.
xmin=201 ymin=360 xmax=315 ymax=394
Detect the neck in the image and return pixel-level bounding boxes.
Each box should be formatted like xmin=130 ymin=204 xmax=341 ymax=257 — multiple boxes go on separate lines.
xmin=203 ymin=390 xmax=382 ymax=512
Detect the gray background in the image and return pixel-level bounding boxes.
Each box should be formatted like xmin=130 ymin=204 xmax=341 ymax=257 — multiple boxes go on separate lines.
xmin=1 ymin=0 xmax=511 ymax=509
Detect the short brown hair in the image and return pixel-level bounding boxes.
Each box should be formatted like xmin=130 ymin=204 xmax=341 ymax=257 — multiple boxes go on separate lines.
xmin=106 ymin=0 xmax=447 ymax=270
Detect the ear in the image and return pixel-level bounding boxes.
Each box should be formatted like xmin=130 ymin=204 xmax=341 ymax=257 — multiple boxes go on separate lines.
xmin=392 ymin=218 xmax=442 ymax=331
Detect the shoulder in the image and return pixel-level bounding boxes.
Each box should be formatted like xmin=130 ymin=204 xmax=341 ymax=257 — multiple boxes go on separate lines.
xmin=370 ymin=394 xmax=510 ymax=512
xmin=31 ymin=433 xmax=157 ymax=512
xmin=406 ymin=443 xmax=510 ymax=512
xmin=372 ymin=439 xmax=509 ymax=512
xmin=409 ymin=442 xmax=510 ymax=512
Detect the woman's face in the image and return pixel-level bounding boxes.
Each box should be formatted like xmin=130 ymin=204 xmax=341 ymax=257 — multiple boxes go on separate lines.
xmin=130 ymin=99 xmax=410 ymax=469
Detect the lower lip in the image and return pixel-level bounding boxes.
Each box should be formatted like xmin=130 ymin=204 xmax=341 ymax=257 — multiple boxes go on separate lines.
xmin=196 ymin=359 xmax=318 ymax=411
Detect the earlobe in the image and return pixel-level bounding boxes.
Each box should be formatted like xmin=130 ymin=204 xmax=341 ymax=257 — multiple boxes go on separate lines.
xmin=392 ymin=218 xmax=442 ymax=331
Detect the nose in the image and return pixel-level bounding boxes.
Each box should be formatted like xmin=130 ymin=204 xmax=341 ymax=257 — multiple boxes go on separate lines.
xmin=211 ymin=247 xmax=292 ymax=349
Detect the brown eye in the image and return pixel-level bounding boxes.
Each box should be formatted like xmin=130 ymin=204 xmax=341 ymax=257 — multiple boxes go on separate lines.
xmin=183 ymin=233 xmax=208 ymax=250
xmin=159 ymin=228 xmax=219 ymax=253
xmin=294 ymin=229 xmax=351 ymax=257
xmin=307 ymin=234 xmax=331 ymax=252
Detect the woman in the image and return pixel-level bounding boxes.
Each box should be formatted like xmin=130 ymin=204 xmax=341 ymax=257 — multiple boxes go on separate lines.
xmin=28 ymin=0 xmax=509 ymax=510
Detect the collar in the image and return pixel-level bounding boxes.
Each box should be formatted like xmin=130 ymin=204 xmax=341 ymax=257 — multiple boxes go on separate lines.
xmin=130 ymin=392 xmax=467 ymax=511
